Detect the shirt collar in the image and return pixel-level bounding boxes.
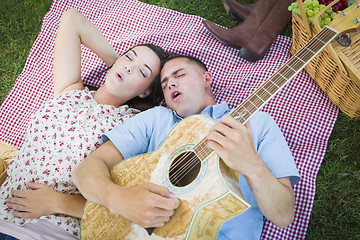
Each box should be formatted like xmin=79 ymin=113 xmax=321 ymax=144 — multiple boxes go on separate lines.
xmin=172 ymin=101 xmax=230 ymax=121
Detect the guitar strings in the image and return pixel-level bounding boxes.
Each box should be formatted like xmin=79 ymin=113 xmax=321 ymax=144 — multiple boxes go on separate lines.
xmin=166 ymin=27 xmax=336 ymax=187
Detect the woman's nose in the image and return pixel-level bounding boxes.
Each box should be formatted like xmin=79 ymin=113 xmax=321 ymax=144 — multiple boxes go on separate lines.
xmin=124 ymin=65 xmax=131 ymax=73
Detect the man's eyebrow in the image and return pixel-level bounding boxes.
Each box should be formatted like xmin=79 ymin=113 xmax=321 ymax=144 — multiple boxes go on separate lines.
xmin=131 ymin=49 xmax=137 ymax=57
xmin=161 ymin=68 xmax=184 ymax=84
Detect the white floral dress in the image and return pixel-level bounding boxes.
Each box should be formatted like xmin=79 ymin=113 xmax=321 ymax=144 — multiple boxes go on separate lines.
xmin=0 ymin=88 xmax=139 ymax=238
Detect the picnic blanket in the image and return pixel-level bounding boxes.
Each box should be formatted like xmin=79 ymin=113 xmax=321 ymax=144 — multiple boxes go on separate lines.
xmin=0 ymin=0 xmax=338 ymax=239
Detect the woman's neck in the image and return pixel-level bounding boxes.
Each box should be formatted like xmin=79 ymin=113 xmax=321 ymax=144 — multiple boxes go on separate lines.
xmin=91 ymin=85 xmax=126 ymax=108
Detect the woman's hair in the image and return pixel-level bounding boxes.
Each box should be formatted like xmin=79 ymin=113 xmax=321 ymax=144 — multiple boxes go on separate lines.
xmin=125 ymin=43 xmax=168 ymax=111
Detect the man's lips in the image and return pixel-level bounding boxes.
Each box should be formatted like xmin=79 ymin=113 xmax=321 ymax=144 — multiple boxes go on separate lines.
xmin=171 ymin=91 xmax=181 ymax=100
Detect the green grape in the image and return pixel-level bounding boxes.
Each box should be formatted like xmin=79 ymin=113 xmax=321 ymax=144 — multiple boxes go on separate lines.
xmin=314 ymin=9 xmax=320 ymax=16
xmin=304 ymin=0 xmax=312 ymax=6
xmin=312 ymin=0 xmax=319 ymax=7
xmin=287 ymin=0 xmax=336 ymax=28
xmin=324 ymin=17 xmax=331 ymax=24
xmin=321 ymin=12 xmax=328 ymax=18
xmin=308 ymin=16 xmax=314 ymax=24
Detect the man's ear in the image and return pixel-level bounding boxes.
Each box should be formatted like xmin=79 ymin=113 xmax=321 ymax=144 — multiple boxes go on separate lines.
xmin=204 ymin=71 xmax=213 ymax=87
xmin=139 ymin=89 xmax=151 ymax=98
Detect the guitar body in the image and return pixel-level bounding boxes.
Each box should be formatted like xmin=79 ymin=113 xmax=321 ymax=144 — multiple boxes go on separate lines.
xmin=81 ymin=115 xmax=249 ymax=239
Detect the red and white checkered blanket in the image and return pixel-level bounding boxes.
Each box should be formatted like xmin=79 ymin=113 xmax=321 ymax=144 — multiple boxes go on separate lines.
xmin=0 ymin=0 xmax=338 ymax=239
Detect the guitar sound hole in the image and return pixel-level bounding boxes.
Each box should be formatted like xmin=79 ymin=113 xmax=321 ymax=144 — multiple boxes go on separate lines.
xmin=168 ymin=151 xmax=201 ymax=187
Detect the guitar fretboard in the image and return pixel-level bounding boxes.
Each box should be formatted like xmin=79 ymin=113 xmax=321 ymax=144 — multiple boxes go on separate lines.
xmin=194 ymin=26 xmax=339 ymax=162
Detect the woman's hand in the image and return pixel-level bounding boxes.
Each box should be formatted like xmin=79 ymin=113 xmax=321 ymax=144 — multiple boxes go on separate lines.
xmin=6 ymin=182 xmax=61 ymax=219
xmin=6 ymin=182 xmax=86 ymax=219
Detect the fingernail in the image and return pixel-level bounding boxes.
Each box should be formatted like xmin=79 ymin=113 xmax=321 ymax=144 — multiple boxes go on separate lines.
xmin=168 ymin=193 xmax=177 ymax=198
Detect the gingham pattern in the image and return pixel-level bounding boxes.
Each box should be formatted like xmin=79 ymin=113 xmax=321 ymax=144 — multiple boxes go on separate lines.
xmin=0 ymin=0 xmax=338 ymax=239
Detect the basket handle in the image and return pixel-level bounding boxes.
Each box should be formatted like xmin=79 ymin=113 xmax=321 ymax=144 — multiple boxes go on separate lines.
xmin=296 ymin=0 xmax=312 ymax=34
xmin=313 ymin=0 xmax=348 ymax=74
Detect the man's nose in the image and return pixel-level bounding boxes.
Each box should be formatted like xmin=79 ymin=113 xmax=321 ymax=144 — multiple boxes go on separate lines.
xmin=168 ymin=78 xmax=177 ymax=88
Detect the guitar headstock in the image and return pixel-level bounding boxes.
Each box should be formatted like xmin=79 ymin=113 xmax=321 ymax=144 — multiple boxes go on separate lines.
xmin=329 ymin=1 xmax=360 ymax=34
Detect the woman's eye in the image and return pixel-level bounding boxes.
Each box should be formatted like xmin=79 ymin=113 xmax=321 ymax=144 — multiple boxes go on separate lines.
xmin=162 ymin=84 xmax=167 ymax=90
xmin=140 ymin=70 xmax=146 ymax=78
xmin=125 ymin=55 xmax=132 ymax=61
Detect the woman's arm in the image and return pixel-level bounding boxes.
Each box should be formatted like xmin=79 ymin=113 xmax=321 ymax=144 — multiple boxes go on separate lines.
xmin=6 ymin=182 xmax=86 ymax=218
xmin=53 ymin=8 xmax=119 ymax=97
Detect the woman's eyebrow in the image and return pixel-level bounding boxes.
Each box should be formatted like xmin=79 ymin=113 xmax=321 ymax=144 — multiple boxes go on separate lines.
xmin=131 ymin=49 xmax=137 ymax=57
xmin=131 ymin=49 xmax=152 ymax=74
xmin=145 ymin=64 xmax=152 ymax=73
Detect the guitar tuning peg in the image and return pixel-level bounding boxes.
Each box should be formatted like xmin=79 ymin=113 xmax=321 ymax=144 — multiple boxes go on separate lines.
xmin=340 ymin=10 xmax=346 ymax=16
xmin=355 ymin=17 xmax=360 ymax=23
xmin=355 ymin=1 xmax=360 ymax=8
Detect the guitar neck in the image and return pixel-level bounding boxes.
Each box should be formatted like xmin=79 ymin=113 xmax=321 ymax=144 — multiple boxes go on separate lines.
xmin=194 ymin=26 xmax=339 ymax=162
xmin=230 ymin=26 xmax=339 ymax=124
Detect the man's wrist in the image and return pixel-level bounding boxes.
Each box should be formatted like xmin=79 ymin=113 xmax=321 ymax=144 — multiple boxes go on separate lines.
xmin=103 ymin=183 xmax=124 ymax=211
xmin=241 ymin=155 xmax=268 ymax=180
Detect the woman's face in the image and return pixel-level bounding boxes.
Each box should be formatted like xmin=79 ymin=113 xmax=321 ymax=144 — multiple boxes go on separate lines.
xmin=104 ymin=45 xmax=161 ymax=100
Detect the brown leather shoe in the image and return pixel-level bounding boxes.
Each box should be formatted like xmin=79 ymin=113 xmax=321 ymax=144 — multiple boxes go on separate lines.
xmin=239 ymin=0 xmax=293 ymax=61
xmin=202 ymin=0 xmax=276 ymax=49
xmin=222 ymin=0 xmax=253 ymax=22
xmin=203 ymin=0 xmax=293 ymax=62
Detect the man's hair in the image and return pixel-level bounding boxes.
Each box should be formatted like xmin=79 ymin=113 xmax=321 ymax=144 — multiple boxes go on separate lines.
xmin=164 ymin=54 xmax=208 ymax=72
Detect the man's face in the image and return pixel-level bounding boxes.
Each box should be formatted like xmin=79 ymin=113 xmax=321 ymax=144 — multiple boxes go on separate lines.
xmin=160 ymin=58 xmax=212 ymax=118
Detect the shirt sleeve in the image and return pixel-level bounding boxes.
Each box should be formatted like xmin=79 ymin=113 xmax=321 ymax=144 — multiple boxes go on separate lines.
xmin=251 ymin=112 xmax=301 ymax=186
xmin=103 ymin=107 xmax=159 ymax=159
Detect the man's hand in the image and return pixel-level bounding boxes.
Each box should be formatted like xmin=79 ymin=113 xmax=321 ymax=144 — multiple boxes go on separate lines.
xmin=206 ymin=115 xmax=261 ymax=175
xmin=107 ymin=183 xmax=179 ymax=228
xmin=6 ymin=182 xmax=61 ymax=219
xmin=207 ymin=115 xmax=296 ymax=228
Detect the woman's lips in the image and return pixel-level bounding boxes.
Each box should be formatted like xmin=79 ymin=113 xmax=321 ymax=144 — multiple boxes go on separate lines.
xmin=116 ymin=73 xmax=123 ymax=82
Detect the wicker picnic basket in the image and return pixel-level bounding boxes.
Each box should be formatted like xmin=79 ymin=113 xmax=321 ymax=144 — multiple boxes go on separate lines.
xmin=290 ymin=0 xmax=360 ymax=119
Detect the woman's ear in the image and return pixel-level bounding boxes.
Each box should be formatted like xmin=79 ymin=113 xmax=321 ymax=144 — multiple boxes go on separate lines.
xmin=138 ymin=89 xmax=151 ymax=98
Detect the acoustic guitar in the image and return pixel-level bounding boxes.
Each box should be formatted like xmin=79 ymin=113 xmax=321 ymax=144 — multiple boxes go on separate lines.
xmin=80 ymin=3 xmax=360 ymax=239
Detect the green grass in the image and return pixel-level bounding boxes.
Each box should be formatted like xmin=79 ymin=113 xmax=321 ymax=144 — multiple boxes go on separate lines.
xmin=0 ymin=0 xmax=359 ymax=239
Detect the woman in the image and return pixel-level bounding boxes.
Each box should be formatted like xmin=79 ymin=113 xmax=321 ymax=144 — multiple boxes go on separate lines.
xmin=0 ymin=8 xmax=167 ymax=239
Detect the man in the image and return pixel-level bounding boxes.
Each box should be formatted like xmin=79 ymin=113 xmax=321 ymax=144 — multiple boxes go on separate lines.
xmin=73 ymin=55 xmax=300 ymax=239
